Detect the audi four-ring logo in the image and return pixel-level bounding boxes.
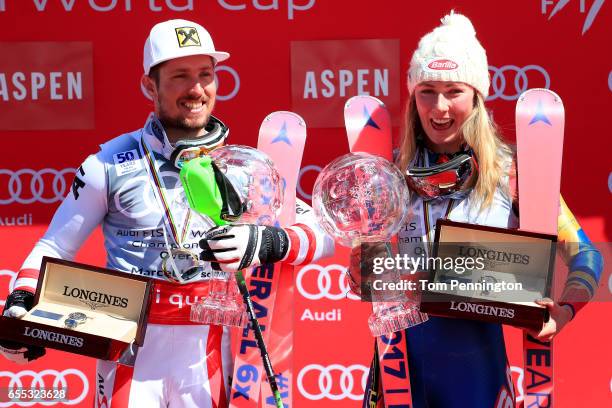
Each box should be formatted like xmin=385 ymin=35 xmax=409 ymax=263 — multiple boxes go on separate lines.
xmin=297 ymin=264 xmax=359 ymax=301
xmin=297 ymin=165 xmax=322 ymax=201
xmin=297 ymin=364 xmax=368 ymax=401
xmin=487 ymin=65 xmax=550 ymax=101
xmin=0 ymin=369 xmax=89 ymax=407
xmin=0 ymin=270 xmax=17 ymax=307
xmin=0 ymin=168 xmax=76 ymax=205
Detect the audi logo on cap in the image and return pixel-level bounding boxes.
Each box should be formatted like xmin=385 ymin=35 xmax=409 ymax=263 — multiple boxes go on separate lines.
xmin=0 ymin=168 xmax=76 ymax=205
xmin=0 ymin=368 xmax=89 ymax=406
xmin=297 ymin=363 xmax=368 ymax=401
xmin=297 ymin=264 xmax=359 ymax=301
xmin=487 ymin=65 xmax=550 ymax=101
xmin=0 ymin=270 xmax=17 ymax=307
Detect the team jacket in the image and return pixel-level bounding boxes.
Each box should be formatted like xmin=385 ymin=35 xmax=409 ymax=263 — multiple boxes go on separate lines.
xmin=14 ymin=116 xmax=335 ymax=323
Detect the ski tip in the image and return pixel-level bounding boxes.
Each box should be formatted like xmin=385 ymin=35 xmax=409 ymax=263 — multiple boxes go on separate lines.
xmin=344 ymin=94 xmax=386 ymax=109
xmin=263 ymin=111 xmax=306 ymax=127
xmin=517 ymin=88 xmax=562 ymax=104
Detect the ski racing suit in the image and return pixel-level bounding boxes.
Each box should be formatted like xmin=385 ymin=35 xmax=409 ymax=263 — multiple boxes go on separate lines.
xmin=12 ymin=115 xmax=335 ymax=408
xmin=364 ymin=152 xmax=603 ymax=408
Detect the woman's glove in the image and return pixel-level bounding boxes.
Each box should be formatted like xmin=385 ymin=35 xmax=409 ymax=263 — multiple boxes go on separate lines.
xmin=348 ymin=242 xmax=391 ymax=299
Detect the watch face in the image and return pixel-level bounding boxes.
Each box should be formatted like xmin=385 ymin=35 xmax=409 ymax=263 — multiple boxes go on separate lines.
xmin=68 ymin=312 xmax=87 ymax=322
xmin=64 ymin=318 xmax=78 ymax=329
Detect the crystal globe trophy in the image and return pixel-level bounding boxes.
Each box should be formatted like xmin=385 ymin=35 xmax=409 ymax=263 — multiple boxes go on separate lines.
xmin=312 ymin=152 xmax=428 ymax=336
xmin=180 ymin=145 xmax=283 ymax=327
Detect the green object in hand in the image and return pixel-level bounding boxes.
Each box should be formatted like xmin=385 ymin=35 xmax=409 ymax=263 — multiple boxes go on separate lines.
xmin=179 ymin=156 xmax=227 ymax=226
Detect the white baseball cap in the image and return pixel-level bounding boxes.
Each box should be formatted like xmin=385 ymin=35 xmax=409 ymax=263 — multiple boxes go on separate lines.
xmin=143 ymin=19 xmax=230 ymax=74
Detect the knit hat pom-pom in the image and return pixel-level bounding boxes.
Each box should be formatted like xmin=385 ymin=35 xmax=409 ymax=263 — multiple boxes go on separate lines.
xmin=440 ymin=10 xmax=476 ymax=37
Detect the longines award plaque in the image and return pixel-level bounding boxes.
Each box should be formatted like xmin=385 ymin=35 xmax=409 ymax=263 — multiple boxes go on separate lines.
xmin=420 ymin=219 xmax=556 ymax=330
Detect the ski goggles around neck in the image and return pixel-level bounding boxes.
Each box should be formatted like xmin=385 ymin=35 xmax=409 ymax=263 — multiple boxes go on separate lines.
xmin=405 ymin=153 xmax=478 ymax=200
xmin=170 ymin=115 xmax=229 ymax=168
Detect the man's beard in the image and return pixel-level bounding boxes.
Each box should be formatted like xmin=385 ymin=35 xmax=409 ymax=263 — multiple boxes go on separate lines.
xmin=157 ymin=101 xmax=211 ymax=136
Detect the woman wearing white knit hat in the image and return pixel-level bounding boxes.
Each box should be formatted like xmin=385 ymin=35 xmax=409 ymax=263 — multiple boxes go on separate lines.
xmin=353 ymin=10 xmax=602 ymax=407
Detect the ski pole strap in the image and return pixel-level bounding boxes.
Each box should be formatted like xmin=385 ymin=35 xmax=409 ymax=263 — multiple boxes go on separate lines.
xmin=522 ymin=333 xmax=554 ymax=407
xmin=376 ymin=331 xmax=413 ymax=408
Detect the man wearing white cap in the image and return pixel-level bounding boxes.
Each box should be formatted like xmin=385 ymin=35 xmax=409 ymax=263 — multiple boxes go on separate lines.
xmin=141 ymin=19 xmax=230 ymax=152
xmin=1 ymin=19 xmax=333 ymax=407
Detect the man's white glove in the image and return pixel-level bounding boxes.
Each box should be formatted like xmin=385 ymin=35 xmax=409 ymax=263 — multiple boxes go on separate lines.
xmin=200 ymin=224 xmax=289 ymax=272
xmin=0 ymin=290 xmax=46 ymax=364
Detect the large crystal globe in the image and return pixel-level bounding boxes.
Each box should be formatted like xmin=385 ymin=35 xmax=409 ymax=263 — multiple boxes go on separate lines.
xmin=312 ymin=152 xmax=410 ymax=247
xmin=210 ymin=145 xmax=283 ymax=226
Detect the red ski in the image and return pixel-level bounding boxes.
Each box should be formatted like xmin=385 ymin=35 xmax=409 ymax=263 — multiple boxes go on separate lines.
xmin=344 ymin=95 xmax=413 ymax=408
xmin=229 ymin=111 xmax=306 ymax=408
xmin=516 ymin=88 xmax=565 ymax=408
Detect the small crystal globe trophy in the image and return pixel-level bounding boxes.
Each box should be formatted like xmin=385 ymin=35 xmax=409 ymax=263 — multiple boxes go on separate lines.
xmin=181 ymin=145 xmax=283 ymax=327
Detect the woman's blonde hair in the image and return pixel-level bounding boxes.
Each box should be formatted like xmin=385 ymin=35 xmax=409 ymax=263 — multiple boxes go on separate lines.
xmin=397 ymin=92 xmax=513 ymax=209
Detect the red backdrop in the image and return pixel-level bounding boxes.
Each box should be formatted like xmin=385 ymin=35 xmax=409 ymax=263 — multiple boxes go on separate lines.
xmin=1 ymin=1 xmax=611 ymax=407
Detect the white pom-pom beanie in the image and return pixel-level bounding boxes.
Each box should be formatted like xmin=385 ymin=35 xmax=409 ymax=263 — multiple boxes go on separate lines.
xmin=408 ymin=11 xmax=489 ymax=98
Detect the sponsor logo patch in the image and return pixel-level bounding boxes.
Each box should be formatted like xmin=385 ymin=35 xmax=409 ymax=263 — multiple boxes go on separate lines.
xmin=113 ymin=149 xmax=141 ymax=176
xmin=175 ymin=27 xmax=200 ymax=47
xmin=424 ymin=58 xmax=459 ymax=71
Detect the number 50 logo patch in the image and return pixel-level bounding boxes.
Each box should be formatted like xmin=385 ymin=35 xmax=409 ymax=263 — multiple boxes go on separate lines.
xmin=113 ymin=149 xmax=141 ymax=177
